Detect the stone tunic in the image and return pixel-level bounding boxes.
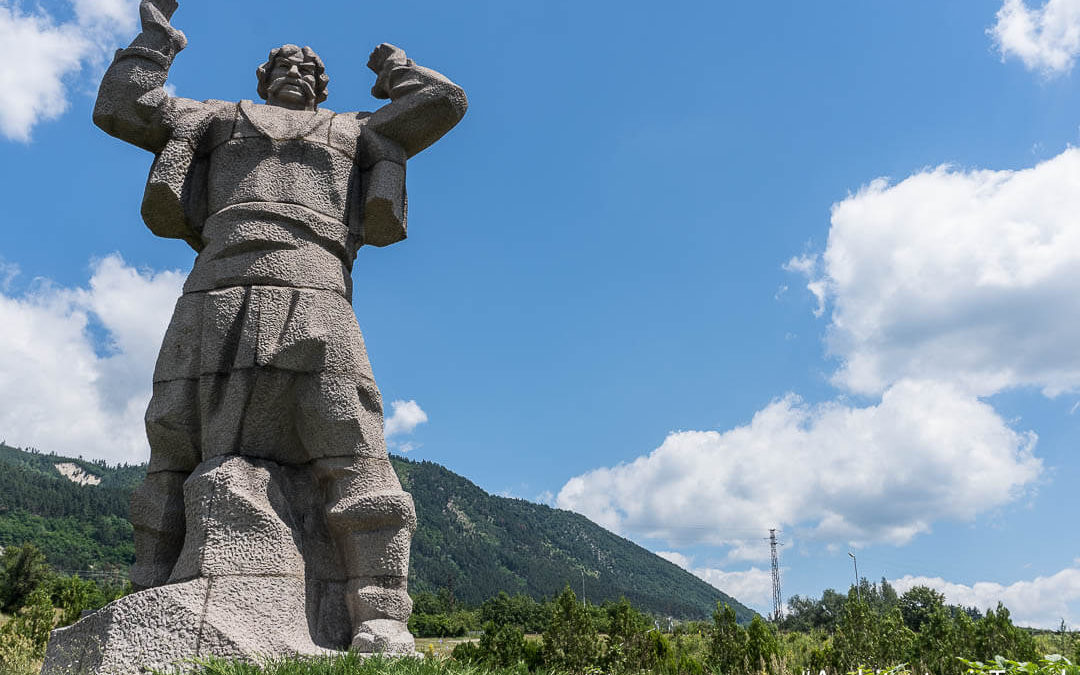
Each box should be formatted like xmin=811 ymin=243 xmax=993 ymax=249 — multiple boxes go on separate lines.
xmin=184 ymin=102 xmax=368 ymax=298
xmin=146 ymin=101 xmax=384 ymax=473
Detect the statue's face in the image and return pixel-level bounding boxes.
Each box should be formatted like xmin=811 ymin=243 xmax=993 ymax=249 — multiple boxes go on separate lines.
xmin=266 ymin=51 xmax=319 ymax=110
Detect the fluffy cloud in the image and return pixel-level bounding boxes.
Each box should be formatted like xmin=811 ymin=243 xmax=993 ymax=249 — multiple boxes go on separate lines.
xmin=893 ymin=566 xmax=1080 ymax=629
xmin=692 ymin=567 xmax=775 ymax=612
xmin=991 ymin=0 xmax=1080 ymax=74
xmin=0 ymin=254 xmax=183 ymax=464
xmin=656 ymin=551 xmax=693 ymax=569
xmin=657 ymin=552 xmax=774 ymax=611
xmin=561 ymin=135 xmax=1080 ymax=560
xmin=384 ymin=399 xmax=428 ymax=438
xmin=0 ymin=0 xmax=138 ymax=141
xmin=797 ymin=149 xmax=1080 ymax=398
xmin=557 ymin=380 xmax=1040 ymax=551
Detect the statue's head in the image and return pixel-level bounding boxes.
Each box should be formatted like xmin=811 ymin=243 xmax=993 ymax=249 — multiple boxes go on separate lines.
xmin=256 ymin=44 xmax=329 ymax=111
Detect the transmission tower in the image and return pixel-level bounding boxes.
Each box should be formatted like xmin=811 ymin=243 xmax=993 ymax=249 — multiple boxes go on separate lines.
xmin=769 ymin=529 xmax=783 ymax=621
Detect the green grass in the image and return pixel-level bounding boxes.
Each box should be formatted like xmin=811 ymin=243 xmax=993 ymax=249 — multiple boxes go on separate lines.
xmin=169 ymin=654 xmax=550 ymax=675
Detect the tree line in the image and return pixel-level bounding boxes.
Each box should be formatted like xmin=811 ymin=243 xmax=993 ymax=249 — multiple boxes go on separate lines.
xmin=417 ymin=578 xmax=1077 ymax=675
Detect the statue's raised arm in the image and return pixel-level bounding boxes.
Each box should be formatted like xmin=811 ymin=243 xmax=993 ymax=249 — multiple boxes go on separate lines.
xmin=93 ymin=0 xmax=187 ymax=152
xmin=366 ymin=43 xmax=468 ymax=158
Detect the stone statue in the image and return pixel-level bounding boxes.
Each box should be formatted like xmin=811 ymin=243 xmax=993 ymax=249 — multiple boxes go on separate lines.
xmin=41 ymin=0 xmax=466 ymax=671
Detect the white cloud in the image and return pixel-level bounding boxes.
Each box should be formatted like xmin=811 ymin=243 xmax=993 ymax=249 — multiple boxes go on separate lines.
xmin=0 ymin=254 xmax=183 ymax=464
xmin=0 ymin=5 xmax=90 ymax=141
xmin=0 ymin=0 xmax=138 ymax=141
xmin=557 ymin=379 xmax=1040 ymax=551
xmin=393 ymin=441 xmax=418 ymax=454
xmin=657 ymin=552 xmax=774 ymax=612
xmin=794 ymin=150 xmax=1080 ymax=398
xmin=783 ymin=255 xmax=826 ymax=317
xmin=692 ymin=567 xmax=775 ymax=613
xmin=991 ymin=0 xmax=1080 ymax=75
xmin=384 ymin=399 xmax=428 ymax=437
xmin=559 ymin=68 xmax=1080 ymax=569
xmin=561 ymin=135 xmax=1080 ymax=561
xmin=0 ymin=260 xmax=19 ymax=291
xmin=893 ymin=566 xmax=1080 ymax=629
xmin=72 ymin=0 xmax=137 ymax=32
xmin=656 ymin=551 xmax=692 ymax=569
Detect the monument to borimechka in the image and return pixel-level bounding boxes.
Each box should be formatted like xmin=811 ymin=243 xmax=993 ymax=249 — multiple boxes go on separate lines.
xmin=42 ymin=0 xmax=466 ymax=671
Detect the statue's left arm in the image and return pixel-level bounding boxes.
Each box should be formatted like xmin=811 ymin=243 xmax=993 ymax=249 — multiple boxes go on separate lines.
xmin=366 ymin=44 xmax=468 ymax=158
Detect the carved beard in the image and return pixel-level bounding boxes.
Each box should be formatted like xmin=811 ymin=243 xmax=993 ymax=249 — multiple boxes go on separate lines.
xmin=268 ymin=76 xmax=316 ymax=105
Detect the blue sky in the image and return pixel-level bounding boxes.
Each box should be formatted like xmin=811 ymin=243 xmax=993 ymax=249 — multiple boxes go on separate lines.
xmin=2 ymin=0 xmax=1080 ymax=627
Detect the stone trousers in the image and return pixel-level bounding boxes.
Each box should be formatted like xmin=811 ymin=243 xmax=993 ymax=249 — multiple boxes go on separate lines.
xmin=131 ymin=285 xmax=415 ymax=639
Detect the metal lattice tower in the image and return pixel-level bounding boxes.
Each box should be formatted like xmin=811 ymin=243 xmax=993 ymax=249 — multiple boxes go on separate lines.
xmin=769 ymin=529 xmax=783 ymax=621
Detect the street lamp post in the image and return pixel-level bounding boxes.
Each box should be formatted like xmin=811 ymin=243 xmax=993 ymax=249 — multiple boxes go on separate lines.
xmin=581 ymin=569 xmax=585 ymax=608
xmin=848 ymin=552 xmax=860 ymax=602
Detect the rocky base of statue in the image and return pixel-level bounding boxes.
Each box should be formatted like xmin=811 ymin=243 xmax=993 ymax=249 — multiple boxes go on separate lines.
xmin=40 ymin=455 xmax=416 ymax=675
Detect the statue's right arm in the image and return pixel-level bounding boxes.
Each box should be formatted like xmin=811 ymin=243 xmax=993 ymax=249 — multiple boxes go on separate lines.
xmin=93 ymin=0 xmax=188 ymax=153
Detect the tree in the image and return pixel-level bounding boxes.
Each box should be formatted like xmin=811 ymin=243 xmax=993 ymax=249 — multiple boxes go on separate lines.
xmin=478 ymin=620 xmax=526 ymax=667
xmin=879 ymin=577 xmax=900 ymax=611
xmin=952 ymin=607 xmax=977 ymax=659
xmin=781 ymin=589 xmax=847 ymax=633
xmin=831 ymin=593 xmax=878 ymax=671
xmin=0 ymin=586 xmax=55 ymax=657
xmin=54 ymin=574 xmax=106 ymax=627
xmin=876 ymin=607 xmax=915 ymax=668
xmin=745 ymin=615 xmax=779 ymax=675
xmin=709 ymin=602 xmax=748 ymax=675
xmin=976 ymin=603 xmax=1037 ymax=662
xmin=900 ymin=585 xmax=946 ymax=632
xmin=0 ymin=543 xmax=50 ymax=612
xmin=542 ymin=586 xmax=599 ymax=673
xmin=914 ymin=606 xmax=956 ymax=675
xmin=605 ymin=597 xmax=671 ymax=673
xmin=480 ymin=591 xmax=547 ymax=633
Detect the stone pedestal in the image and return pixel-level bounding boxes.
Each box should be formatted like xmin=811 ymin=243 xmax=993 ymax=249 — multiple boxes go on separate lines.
xmin=42 ymin=455 xmax=357 ymax=674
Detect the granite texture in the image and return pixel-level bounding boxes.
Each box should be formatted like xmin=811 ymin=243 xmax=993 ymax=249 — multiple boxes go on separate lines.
xmin=42 ymin=0 xmax=465 ymax=671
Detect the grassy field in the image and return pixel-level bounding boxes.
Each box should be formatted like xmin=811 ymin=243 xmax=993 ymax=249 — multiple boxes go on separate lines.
xmin=415 ymin=634 xmax=545 ymax=659
xmin=415 ymin=637 xmax=477 ymax=659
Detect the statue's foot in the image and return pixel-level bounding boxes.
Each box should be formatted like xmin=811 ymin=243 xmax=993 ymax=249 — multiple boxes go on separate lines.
xmin=350 ymin=619 xmax=415 ymax=654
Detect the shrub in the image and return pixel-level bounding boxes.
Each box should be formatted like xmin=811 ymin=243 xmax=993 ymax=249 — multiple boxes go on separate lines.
xmin=709 ymin=602 xmax=748 ymax=675
xmin=745 ymin=615 xmax=780 ymax=675
xmin=0 ymin=631 xmax=39 ymax=675
xmin=478 ymin=621 xmax=527 ymax=667
xmin=0 ymin=543 xmax=51 ymax=613
xmin=53 ymin=574 xmax=107 ymax=627
xmin=542 ymin=586 xmax=599 ymax=673
xmin=959 ymin=655 xmax=1080 ymax=675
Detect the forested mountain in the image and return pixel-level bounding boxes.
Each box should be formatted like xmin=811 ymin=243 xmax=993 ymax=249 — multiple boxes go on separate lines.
xmin=0 ymin=444 xmax=141 ymax=572
xmin=396 ymin=457 xmax=753 ymax=620
xmin=0 ymin=442 xmax=753 ymax=621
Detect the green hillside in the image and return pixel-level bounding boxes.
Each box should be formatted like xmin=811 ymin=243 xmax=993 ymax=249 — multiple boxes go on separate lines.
xmin=0 ymin=442 xmax=754 ymax=621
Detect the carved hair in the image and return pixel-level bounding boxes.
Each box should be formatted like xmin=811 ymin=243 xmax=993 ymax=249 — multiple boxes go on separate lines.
xmin=256 ymin=44 xmax=330 ymax=105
